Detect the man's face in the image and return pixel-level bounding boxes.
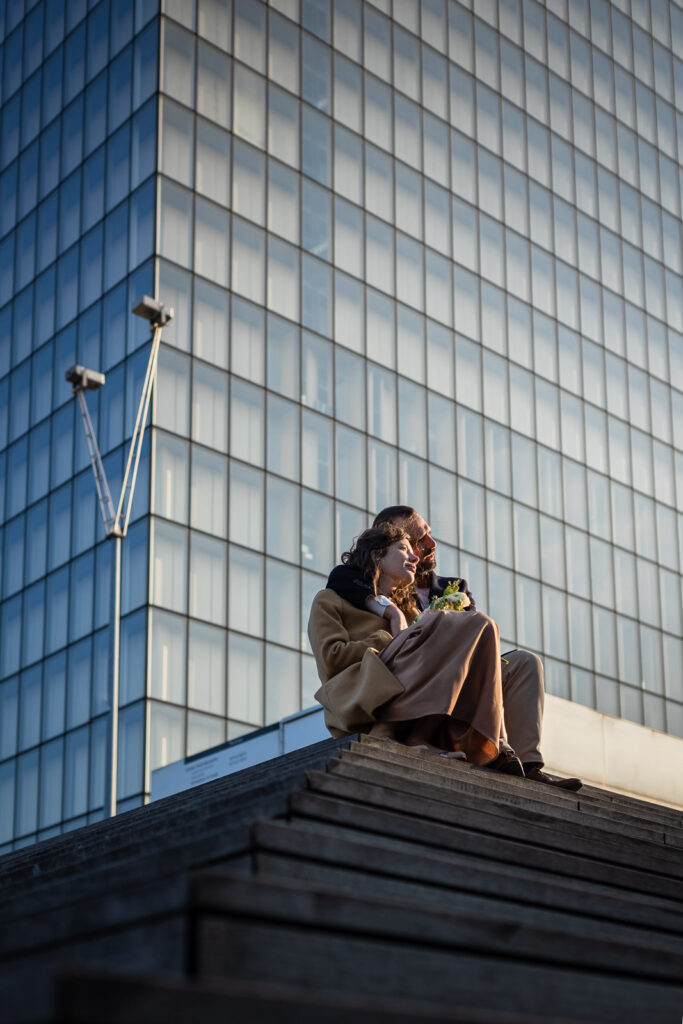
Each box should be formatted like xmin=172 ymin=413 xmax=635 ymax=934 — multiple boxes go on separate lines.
xmin=405 ymin=513 xmax=437 ymax=579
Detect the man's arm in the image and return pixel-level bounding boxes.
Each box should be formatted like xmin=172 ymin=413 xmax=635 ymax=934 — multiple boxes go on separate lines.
xmin=327 ymin=565 xmax=408 ymax=636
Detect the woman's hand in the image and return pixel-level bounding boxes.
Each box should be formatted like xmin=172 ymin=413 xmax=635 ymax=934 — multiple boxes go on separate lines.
xmin=383 ymin=603 xmax=408 ymax=637
xmin=364 ymin=595 xmax=408 ymax=636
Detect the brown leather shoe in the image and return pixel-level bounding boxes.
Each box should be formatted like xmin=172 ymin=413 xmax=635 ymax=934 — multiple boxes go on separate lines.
xmin=524 ymin=764 xmax=583 ymax=791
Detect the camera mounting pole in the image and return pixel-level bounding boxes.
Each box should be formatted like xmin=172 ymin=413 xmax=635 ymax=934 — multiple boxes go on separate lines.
xmin=65 ymin=296 xmax=174 ymax=818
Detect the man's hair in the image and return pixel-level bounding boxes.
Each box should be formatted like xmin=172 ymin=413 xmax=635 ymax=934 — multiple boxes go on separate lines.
xmin=373 ymin=506 xmax=435 ymax=583
xmin=372 ymin=506 xmax=419 ymax=531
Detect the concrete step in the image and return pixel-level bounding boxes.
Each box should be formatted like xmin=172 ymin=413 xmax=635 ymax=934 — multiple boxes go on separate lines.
xmin=251 ymin=817 xmax=683 ymax=937
xmin=190 ymin=872 xmax=683 ymax=1023
xmin=320 ymin=759 xmax=683 ymax=876
xmin=52 ymin=967 xmax=593 ymax=1024
xmin=0 ymin=874 xmax=190 ymax=963
xmin=291 ymin=785 xmax=683 ymax=903
xmin=1 ymin=820 xmax=253 ymax=929
xmin=0 ymin=893 xmax=189 ymax=1024
xmin=343 ymin=745 xmax=683 ymax=850
xmin=0 ymin=737 xmax=352 ymax=899
xmin=354 ymin=736 xmax=683 ymax=837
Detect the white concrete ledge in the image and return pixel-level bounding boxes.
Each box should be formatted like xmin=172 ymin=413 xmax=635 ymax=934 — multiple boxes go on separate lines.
xmin=543 ymin=694 xmax=683 ymax=811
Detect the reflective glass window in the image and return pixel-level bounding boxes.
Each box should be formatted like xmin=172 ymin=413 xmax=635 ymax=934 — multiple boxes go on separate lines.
xmin=152 ymin=519 xmax=188 ymax=614
xmin=229 ymin=463 xmax=264 ymax=548
xmin=233 ymin=64 xmax=266 ymax=148
xmin=268 ymin=85 xmax=300 ymax=168
xmin=150 ymin=609 xmax=186 ymax=704
xmin=197 ymin=40 xmax=231 ymax=128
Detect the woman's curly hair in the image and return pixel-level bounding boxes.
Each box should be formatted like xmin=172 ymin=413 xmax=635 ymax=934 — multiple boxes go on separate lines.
xmin=341 ymin=524 xmax=419 ymax=623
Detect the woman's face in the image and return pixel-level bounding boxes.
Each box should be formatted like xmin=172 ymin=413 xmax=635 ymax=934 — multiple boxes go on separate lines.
xmin=378 ymin=538 xmax=419 ymax=588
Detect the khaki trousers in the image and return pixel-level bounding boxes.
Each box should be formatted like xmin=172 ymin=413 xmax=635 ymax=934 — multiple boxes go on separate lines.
xmin=498 ymin=649 xmax=545 ymax=764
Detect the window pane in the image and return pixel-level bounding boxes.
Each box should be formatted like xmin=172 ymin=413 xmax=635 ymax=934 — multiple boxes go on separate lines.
xmin=188 ymin=620 xmax=226 ymax=713
xmin=189 ymin=533 xmax=226 ymax=624
xmin=191 ymin=445 xmax=228 ymax=536
xmin=229 ymin=546 xmax=264 ymax=636
xmin=152 ymin=519 xmax=188 ymax=613
xmin=150 ymin=609 xmax=186 ymax=702
xmin=228 ymin=632 xmax=264 ymax=725
xmin=266 ymin=477 xmax=300 ymax=564
xmin=192 ymin=361 xmax=228 ymax=451
xmin=229 ymin=462 xmax=264 ymax=548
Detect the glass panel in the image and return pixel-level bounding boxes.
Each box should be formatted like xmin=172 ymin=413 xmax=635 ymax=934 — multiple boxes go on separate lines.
xmin=150 ymin=702 xmax=185 ymax=770
xmin=229 ymin=463 xmax=264 ymax=548
xmin=231 ymin=218 xmax=265 ymax=303
xmin=336 ymin=425 xmax=366 ymax=508
xmin=189 ymin=533 xmax=226 ymax=625
xmin=188 ymin=620 xmax=226 ymax=713
xmin=266 ymin=477 xmax=300 ymax=564
xmin=265 ymin=559 xmax=300 ymax=647
xmin=197 ymin=39 xmax=231 ymax=127
xmin=116 ymin=702 xmax=144 ymax=800
xmin=265 ymin=644 xmax=299 ymax=724
xmin=120 ymin=609 xmax=146 ymax=705
xmin=427 ymin=393 xmax=455 ymax=470
xmin=230 ymin=379 xmax=264 ymax=465
xmin=187 ymin=711 xmax=225 ymax=757
xmin=161 ymin=98 xmax=194 ymax=186
xmin=231 ymin=296 xmax=265 ymax=383
xmin=267 ymin=237 xmax=300 ymax=322
xmin=16 ymin=749 xmax=39 ymax=837
xmin=487 ymin=492 xmax=513 ymax=569
xmin=233 ymin=64 xmax=266 ymax=147
xmin=191 ymin=445 xmax=228 ymax=536
xmin=228 ymin=546 xmax=264 ymax=637
xmin=301 ymin=491 xmax=334 ymax=572
xmin=152 ymin=519 xmax=188 ymax=613
xmin=194 ymin=198 xmax=230 ymax=286
xmin=150 ymin=609 xmax=186 ymax=703
xmin=366 ymin=289 xmax=394 ymax=363
xmin=228 ymin=632 xmax=264 ymax=725
xmin=194 ymin=279 xmax=229 ymax=368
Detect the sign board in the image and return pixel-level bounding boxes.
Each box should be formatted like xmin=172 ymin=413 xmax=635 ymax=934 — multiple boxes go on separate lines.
xmin=151 ymin=705 xmax=328 ymax=801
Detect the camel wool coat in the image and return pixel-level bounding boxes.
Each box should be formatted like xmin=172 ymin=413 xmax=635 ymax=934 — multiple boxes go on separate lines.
xmin=308 ymin=588 xmax=405 ymax=737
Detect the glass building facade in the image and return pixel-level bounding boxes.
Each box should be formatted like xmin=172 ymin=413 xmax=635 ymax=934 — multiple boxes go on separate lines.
xmin=0 ymin=0 xmax=682 ymax=849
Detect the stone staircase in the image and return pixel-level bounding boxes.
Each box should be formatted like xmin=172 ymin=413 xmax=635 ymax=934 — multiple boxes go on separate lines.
xmin=1 ymin=734 xmax=682 ymax=1023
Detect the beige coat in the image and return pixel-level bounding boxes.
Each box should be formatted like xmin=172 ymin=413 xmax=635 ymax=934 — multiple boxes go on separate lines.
xmin=308 ymin=589 xmax=405 ymax=737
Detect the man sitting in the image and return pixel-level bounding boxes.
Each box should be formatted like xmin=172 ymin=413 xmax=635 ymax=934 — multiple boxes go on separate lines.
xmin=327 ymin=504 xmax=582 ymax=791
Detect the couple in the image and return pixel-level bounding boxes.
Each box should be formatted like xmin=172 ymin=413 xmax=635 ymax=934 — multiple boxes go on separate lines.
xmin=308 ymin=505 xmax=582 ymax=790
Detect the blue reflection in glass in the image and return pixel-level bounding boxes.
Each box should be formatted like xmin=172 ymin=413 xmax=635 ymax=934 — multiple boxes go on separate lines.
xmin=64 ymin=22 xmax=86 ymax=103
xmin=42 ymin=47 xmax=64 ymax=127
xmin=106 ymin=124 xmax=131 ymax=211
xmin=85 ymin=72 xmax=108 ymax=156
xmin=39 ymin=119 xmax=61 ymax=198
xmin=29 ymin=420 xmax=52 ymax=504
xmin=302 ymin=106 xmax=331 ymax=187
xmin=1 ymin=93 xmax=20 ymax=171
xmin=22 ymin=72 xmax=43 ymax=149
xmin=109 ymin=45 xmax=133 ymax=132
xmin=18 ymin=141 xmax=39 ymax=218
xmin=133 ymin=21 xmax=159 ymax=109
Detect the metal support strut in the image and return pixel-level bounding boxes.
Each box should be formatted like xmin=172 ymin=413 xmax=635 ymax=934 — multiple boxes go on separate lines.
xmin=66 ymin=297 xmax=173 ymax=818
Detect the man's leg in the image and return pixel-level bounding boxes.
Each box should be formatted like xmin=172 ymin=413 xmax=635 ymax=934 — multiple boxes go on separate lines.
xmin=500 ymin=649 xmax=544 ymax=765
xmin=501 ymin=649 xmax=582 ymax=791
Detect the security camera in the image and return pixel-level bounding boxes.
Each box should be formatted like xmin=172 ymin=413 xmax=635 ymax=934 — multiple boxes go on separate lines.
xmin=65 ymin=365 xmax=106 ymax=391
xmin=133 ymin=295 xmax=174 ymax=328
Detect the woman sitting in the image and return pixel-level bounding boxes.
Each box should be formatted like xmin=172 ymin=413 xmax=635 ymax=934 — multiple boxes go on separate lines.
xmin=308 ymin=523 xmax=505 ymax=766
